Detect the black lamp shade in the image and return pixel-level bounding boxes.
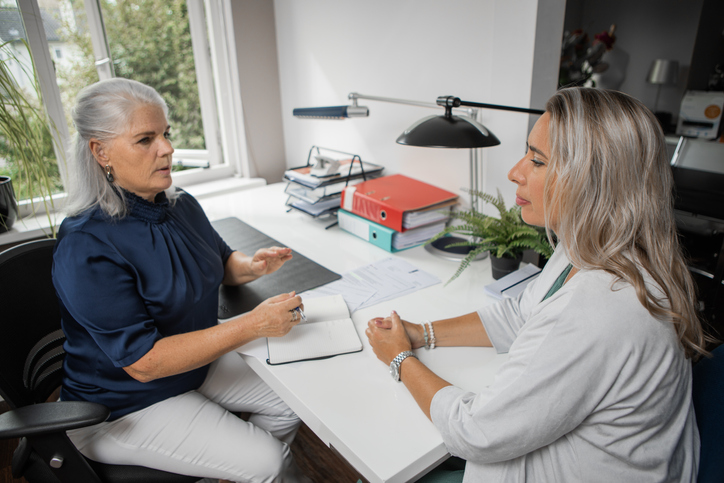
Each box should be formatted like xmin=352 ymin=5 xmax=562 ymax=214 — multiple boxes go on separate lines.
xmin=396 ymin=114 xmax=501 ymax=148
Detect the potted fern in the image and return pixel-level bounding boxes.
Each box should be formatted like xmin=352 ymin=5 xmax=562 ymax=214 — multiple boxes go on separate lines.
xmin=428 ymin=190 xmax=554 ymax=282
xmin=0 ymin=40 xmax=62 ymax=236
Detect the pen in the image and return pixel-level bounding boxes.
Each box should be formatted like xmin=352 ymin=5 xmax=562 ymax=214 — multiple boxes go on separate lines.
xmin=294 ymin=306 xmax=307 ymax=322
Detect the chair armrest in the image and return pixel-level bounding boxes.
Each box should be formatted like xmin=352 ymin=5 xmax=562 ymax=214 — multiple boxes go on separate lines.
xmin=0 ymin=401 xmax=110 ymax=439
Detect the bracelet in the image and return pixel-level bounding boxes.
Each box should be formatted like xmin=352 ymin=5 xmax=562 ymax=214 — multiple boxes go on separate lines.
xmin=428 ymin=321 xmax=436 ymax=349
xmin=422 ymin=322 xmax=430 ymax=349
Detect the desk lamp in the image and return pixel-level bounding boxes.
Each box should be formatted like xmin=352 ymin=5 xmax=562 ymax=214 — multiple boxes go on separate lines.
xmin=396 ymin=96 xmax=543 ymax=257
xmin=293 ymin=93 xmax=544 ymax=259
xmin=647 ymin=59 xmax=678 ymax=128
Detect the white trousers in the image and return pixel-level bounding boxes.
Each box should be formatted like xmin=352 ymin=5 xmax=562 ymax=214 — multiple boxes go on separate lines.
xmin=67 ymin=352 xmax=305 ymax=483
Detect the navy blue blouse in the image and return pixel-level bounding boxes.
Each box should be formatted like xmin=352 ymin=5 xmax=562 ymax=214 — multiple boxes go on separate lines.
xmin=52 ymin=190 xmax=233 ymax=420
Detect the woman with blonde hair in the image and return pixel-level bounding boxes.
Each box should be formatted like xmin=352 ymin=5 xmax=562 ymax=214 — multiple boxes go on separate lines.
xmin=367 ymin=87 xmax=705 ymax=482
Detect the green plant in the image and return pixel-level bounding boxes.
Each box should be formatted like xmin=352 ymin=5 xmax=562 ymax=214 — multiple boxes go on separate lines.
xmin=0 ymin=40 xmax=61 ymax=236
xmin=428 ymin=189 xmax=554 ymax=283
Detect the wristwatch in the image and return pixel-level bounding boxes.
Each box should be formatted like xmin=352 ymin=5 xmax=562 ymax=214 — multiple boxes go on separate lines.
xmin=390 ymin=350 xmax=417 ymax=382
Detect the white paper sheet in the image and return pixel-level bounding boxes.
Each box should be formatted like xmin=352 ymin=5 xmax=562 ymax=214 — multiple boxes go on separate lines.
xmin=300 ymin=257 xmax=439 ymax=312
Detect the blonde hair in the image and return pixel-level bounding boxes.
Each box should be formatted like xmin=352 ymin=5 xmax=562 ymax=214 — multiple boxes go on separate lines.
xmin=545 ymin=87 xmax=706 ymax=359
xmin=65 ymin=78 xmax=177 ymax=218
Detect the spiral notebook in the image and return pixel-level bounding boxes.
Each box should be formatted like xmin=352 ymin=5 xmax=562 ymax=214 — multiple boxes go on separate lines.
xmin=266 ymin=294 xmax=362 ymax=365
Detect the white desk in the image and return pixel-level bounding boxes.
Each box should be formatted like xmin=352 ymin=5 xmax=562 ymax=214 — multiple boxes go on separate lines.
xmin=198 ymin=183 xmax=507 ymax=483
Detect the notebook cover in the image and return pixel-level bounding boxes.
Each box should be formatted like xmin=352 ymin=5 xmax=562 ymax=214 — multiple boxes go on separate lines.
xmin=211 ymin=217 xmax=341 ymax=319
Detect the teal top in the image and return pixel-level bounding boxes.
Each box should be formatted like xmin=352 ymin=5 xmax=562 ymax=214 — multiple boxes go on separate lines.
xmin=542 ymin=264 xmax=573 ymax=301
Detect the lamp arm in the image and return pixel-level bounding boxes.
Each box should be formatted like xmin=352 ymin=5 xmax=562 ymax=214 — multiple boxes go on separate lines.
xmin=349 ymin=92 xmax=477 ymax=118
xmin=460 ymin=100 xmax=544 ymax=115
xmin=348 ymin=92 xmax=439 ymax=110
xmin=437 ymin=96 xmax=545 ymax=115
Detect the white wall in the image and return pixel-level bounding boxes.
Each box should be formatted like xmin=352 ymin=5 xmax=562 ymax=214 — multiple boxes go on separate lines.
xmin=273 ymin=0 xmax=563 ymax=210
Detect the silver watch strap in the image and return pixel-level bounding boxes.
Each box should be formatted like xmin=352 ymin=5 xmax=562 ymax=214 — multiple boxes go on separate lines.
xmin=392 ymin=350 xmax=416 ymax=365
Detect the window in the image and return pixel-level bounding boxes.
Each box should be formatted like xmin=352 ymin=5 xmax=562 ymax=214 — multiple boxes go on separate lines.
xmin=1 ymin=0 xmax=249 ymax=216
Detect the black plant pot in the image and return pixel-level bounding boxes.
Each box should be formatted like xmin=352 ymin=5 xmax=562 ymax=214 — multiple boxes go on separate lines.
xmin=0 ymin=176 xmax=18 ymax=233
xmin=490 ymin=254 xmax=523 ymax=280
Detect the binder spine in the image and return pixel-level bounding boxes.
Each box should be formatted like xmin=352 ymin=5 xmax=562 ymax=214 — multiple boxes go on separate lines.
xmin=338 ymin=210 xmax=396 ymax=252
xmin=341 ymin=191 xmax=403 ymax=231
xmin=352 ymin=195 xmax=385 ymax=223
xmin=338 ymin=209 xmax=370 ymax=241
xmin=341 ymin=187 xmax=387 ymax=225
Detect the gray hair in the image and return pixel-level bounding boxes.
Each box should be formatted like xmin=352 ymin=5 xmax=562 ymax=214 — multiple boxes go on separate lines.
xmin=64 ymin=78 xmax=177 ymax=218
xmin=544 ymin=87 xmax=706 ymax=359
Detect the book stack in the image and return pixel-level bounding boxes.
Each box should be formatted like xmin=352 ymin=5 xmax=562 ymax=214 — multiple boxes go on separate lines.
xmin=337 ymin=174 xmax=459 ymax=252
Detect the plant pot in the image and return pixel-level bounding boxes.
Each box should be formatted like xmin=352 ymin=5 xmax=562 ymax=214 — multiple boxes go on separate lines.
xmin=0 ymin=176 xmax=18 ymax=233
xmin=490 ymin=254 xmax=523 ymax=280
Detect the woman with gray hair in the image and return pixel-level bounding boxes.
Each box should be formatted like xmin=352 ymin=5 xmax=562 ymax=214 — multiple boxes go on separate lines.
xmin=366 ymin=87 xmax=706 ymax=482
xmin=53 ymin=78 xmax=310 ymax=482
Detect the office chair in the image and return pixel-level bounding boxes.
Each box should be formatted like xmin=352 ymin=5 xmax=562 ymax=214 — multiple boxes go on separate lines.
xmin=692 ymin=343 xmax=724 ymax=483
xmin=0 ymin=239 xmax=199 ymax=483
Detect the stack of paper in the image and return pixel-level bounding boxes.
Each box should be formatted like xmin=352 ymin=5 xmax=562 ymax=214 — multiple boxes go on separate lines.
xmin=392 ymin=221 xmax=446 ymax=250
xmin=284 ymin=173 xmax=384 ymax=204
xmin=301 ymin=257 xmax=440 ymax=313
xmin=402 ymin=204 xmax=454 ymax=229
xmin=284 ymin=160 xmax=384 ymax=189
xmin=290 ymin=197 xmax=341 ymax=217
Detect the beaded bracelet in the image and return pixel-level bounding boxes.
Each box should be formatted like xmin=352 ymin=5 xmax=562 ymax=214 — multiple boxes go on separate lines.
xmin=422 ymin=322 xmax=430 ymax=349
xmin=427 ymin=321 xmax=436 ymax=349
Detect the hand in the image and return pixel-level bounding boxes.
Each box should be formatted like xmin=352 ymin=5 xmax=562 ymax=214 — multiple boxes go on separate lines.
xmin=246 ymin=291 xmax=304 ymax=338
xmin=368 ymin=314 xmax=426 ymax=349
xmin=249 ymin=247 xmax=293 ymax=277
xmin=366 ymin=311 xmax=413 ymax=365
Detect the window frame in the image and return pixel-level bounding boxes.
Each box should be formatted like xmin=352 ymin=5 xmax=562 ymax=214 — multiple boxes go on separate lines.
xmin=13 ymin=0 xmax=249 ymax=217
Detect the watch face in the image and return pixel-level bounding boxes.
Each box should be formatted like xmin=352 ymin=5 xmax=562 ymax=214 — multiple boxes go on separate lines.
xmin=390 ymin=362 xmax=400 ymax=381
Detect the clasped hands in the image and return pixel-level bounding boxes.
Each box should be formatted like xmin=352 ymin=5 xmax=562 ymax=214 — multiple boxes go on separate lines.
xmin=366 ymin=311 xmax=426 ymax=365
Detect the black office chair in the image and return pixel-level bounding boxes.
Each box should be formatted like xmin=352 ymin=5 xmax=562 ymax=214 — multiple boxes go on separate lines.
xmin=692 ymin=343 xmax=724 ymax=483
xmin=0 ymin=239 xmax=199 ymax=483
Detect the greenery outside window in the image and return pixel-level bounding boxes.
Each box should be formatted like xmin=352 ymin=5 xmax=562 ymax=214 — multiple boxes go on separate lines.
xmin=0 ymin=0 xmax=250 ymax=220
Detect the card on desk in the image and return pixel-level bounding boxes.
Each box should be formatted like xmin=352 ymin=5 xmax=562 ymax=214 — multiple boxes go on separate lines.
xmin=266 ymin=294 xmax=362 ymax=365
xmin=484 ymin=264 xmax=541 ymax=299
xmin=211 ymin=217 xmax=342 ymax=319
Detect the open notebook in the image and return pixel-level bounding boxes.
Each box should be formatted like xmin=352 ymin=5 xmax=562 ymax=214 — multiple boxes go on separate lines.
xmin=266 ymin=294 xmax=363 ymax=365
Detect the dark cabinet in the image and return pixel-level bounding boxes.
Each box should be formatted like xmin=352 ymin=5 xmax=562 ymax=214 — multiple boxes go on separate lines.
xmin=670 ymin=137 xmax=724 ymax=344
